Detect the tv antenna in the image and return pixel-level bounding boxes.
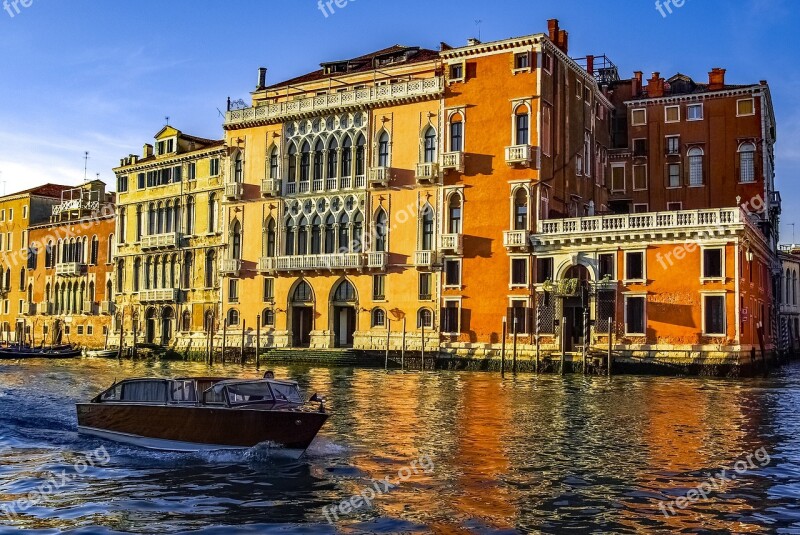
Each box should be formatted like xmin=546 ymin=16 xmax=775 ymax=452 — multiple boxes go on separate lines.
xmin=474 ymin=20 xmax=483 ymax=41
xmin=165 ymin=116 xmax=170 ymax=126
xmin=83 ymin=152 xmax=90 ymax=182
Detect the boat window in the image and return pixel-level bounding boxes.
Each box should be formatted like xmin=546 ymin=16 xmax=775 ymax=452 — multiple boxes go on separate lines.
xmin=171 ymin=381 xmax=197 ymax=403
xmin=100 ymin=384 xmax=123 ymax=401
xmin=120 ymin=381 xmax=168 ymax=403
xmin=226 ymin=382 xmax=275 ymax=405
xmin=269 ymin=383 xmax=303 ymax=403
xmin=202 ymin=386 xmax=226 ymax=405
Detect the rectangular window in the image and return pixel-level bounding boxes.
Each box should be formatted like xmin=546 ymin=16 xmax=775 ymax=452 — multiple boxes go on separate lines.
xmin=9 ymin=209 xmax=13 ymax=221
xmin=576 ymin=155 xmax=583 ymax=176
xmin=737 ymin=98 xmax=755 ymax=117
xmin=668 ymin=163 xmax=681 ymax=188
xmin=117 ymin=175 xmax=128 ymax=193
xmin=137 ymin=173 xmax=145 ymax=189
xmin=450 ymin=121 xmax=463 ymax=152
xmin=419 ymin=273 xmax=431 ymax=300
xmin=687 ymin=104 xmax=703 ymax=121
xmin=210 ymin=158 xmax=220 ymax=176
xmin=373 ymin=274 xmax=386 ymax=300
xmin=536 ymin=257 xmax=553 ymax=284
xmin=6 ymin=232 xmax=11 ymax=251
xmin=599 ymin=253 xmax=615 ymax=279
xmin=633 ymin=165 xmax=648 ymax=190
xmin=667 ymin=202 xmax=683 ymax=211
xmin=666 ymin=136 xmax=680 ymax=155
xmin=88 ymin=325 xmax=94 ymax=336
xmin=228 ymin=279 xmax=239 ymax=303
xmin=449 ymin=63 xmax=464 ymax=81
xmin=509 ymin=300 xmax=530 ymax=335
xmin=77 ymin=326 xmax=84 ymax=335
xmin=514 ymin=52 xmax=530 ymax=70
xmin=704 ymin=295 xmax=726 ymax=335
xmin=511 ymin=258 xmax=528 ymax=286
xmin=633 ymin=139 xmax=648 ymax=157
xmin=625 ymin=251 xmax=645 ymax=281
xmin=157 ymin=141 xmax=165 ymax=155
xmin=188 ymin=162 xmax=196 ymax=181
xmin=576 ymin=81 xmax=583 ymax=99
xmin=633 ymin=203 xmax=649 ymax=213
xmin=22 ymin=206 xmax=27 ymax=219
xmin=444 ymin=259 xmax=461 ymax=287
xmin=665 ymin=105 xmax=680 ymax=123
xmin=631 ymin=108 xmax=647 ymax=126
xmin=702 ymin=248 xmax=723 ymax=279
xmin=542 ymin=105 xmax=552 ymax=156
xmin=611 ymin=165 xmax=625 ymax=192
xmin=263 ymin=277 xmax=274 ymax=301
xmin=739 ymin=147 xmax=756 ymax=183
xmin=515 ymin=114 xmax=529 ymax=145
xmin=441 ymin=301 xmax=460 ymax=334
xmin=625 ymin=296 xmax=646 ymax=335
xmin=0 ymin=210 xmax=5 ymax=221
xmin=543 ymin=53 xmax=552 ymax=73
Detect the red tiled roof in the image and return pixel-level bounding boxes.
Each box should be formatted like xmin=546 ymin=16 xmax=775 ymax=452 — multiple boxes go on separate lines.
xmin=3 ymin=183 xmax=73 ymax=200
xmin=265 ymin=45 xmax=440 ymax=90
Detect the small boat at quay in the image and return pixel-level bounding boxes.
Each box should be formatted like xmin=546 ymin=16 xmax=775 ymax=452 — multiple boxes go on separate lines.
xmin=84 ymin=349 xmax=120 ymax=359
xmin=0 ymin=344 xmax=81 ymax=359
xmin=76 ymin=377 xmax=329 ymax=458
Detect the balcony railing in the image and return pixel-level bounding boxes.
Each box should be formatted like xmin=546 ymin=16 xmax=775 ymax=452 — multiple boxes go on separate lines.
xmin=220 ymin=259 xmax=242 ymax=277
xmin=141 ymin=232 xmax=181 ymax=250
xmin=224 ymin=182 xmax=243 ymax=201
xmin=369 ymin=167 xmax=389 ymax=187
xmin=260 ymin=253 xmax=365 ymax=272
xmin=414 ymin=250 xmax=434 ymax=268
xmin=441 ymin=151 xmax=464 ymax=171
xmin=56 ymin=262 xmax=84 ymax=277
xmin=261 ymin=179 xmax=280 ymax=197
xmin=40 ymin=302 xmax=53 ymax=315
xmin=140 ymin=289 xmax=179 ymax=303
xmin=225 ymin=77 xmax=445 ymax=127
xmin=367 ymin=252 xmax=388 ymax=270
xmin=505 ymin=144 xmax=533 ymax=166
xmin=537 ymin=208 xmax=750 ymax=238
xmin=21 ymin=302 xmax=33 ymax=316
xmin=415 ymin=163 xmax=439 ymax=183
xmin=440 ymin=233 xmax=463 ymax=254
xmin=99 ymin=301 xmax=114 ymax=315
xmin=503 ymin=230 xmax=530 ymax=249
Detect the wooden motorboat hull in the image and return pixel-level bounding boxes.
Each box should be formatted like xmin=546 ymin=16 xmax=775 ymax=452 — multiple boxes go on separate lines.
xmin=76 ymin=403 xmax=328 ymax=457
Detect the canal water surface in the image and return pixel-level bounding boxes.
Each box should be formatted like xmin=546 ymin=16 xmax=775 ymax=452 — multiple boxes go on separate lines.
xmin=1 ymin=359 xmax=800 ymax=534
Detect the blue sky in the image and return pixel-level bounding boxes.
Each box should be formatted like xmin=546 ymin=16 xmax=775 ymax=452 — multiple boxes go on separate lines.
xmin=0 ymin=0 xmax=797 ymax=241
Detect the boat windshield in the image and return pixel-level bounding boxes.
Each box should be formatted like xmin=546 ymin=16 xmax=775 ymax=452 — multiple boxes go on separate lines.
xmin=225 ymin=382 xmax=276 ymax=405
xmin=270 ymin=382 xmax=303 ymax=403
xmin=171 ymin=380 xmax=197 ymax=403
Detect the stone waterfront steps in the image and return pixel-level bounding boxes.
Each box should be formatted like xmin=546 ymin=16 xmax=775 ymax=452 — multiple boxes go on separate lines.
xmin=258 ymin=348 xmax=381 ymax=367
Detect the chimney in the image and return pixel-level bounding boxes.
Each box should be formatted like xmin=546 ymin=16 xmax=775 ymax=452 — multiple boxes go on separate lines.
xmin=586 ymin=55 xmax=594 ymax=76
xmin=143 ymin=144 xmax=153 ymax=158
xmin=467 ymin=37 xmax=481 ymax=46
xmin=547 ymin=19 xmax=559 ymax=42
xmin=632 ymin=71 xmax=643 ymax=97
xmin=257 ymin=67 xmax=267 ymax=90
xmin=557 ymin=29 xmax=569 ymax=54
xmin=646 ymin=72 xmax=665 ymax=98
xmin=708 ymin=67 xmax=726 ymax=91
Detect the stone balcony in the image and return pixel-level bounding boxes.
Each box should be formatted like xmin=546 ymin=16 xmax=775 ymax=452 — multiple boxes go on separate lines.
xmin=259 ymin=253 xmax=365 ymax=273
xmin=224 ymin=182 xmax=243 ymax=201
xmin=439 ymin=233 xmax=463 ymax=255
xmin=56 ymin=262 xmax=85 ymax=277
xmin=415 ymin=163 xmax=439 ymax=184
xmin=40 ymin=302 xmax=53 ymax=315
xmin=261 ymin=179 xmax=280 ymax=197
xmin=441 ymin=151 xmax=464 ymax=171
xmin=139 ymin=289 xmax=179 ymax=303
xmin=21 ymin=302 xmax=34 ymax=316
xmin=368 ymin=167 xmax=390 ymax=187
xmin=225 ymin=77 xmax=445 ymax=127
xmin=367 ymin=252 xmax=388 ymax=270
xmin=220 ymin=259 xmax=242 ymax=277
xmin=505 ymin=144 xmax=534 ymax=166
xmin=99 ymin=301 xmax=115 ymax=315
xmin=503 ymin=230 xmax=530 ymax=250
xmin=414 ymin=250 xmax=435 ymax=269
xmin=141 ymin=232 xmax=181 ymax=250
xmin=534 ymin=208 xmax=756 ymax=246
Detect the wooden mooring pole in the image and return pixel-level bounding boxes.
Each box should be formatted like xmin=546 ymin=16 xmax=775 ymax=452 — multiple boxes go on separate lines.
xmin=501 ymin=317 xmax=506 ymax=377
xmin=240 ymin=319 xmax=246 ymax=365
xmin=607 ymin=316 xmax=613 ymax=377
xmin=401 ymin=318 xmax=406 ymax=371
xmin=256 ymin=315 xmax=261 ymax=371
xmin=560 ymin=316 xmax=566 ymax=375
xmin=385 ymin=319 xmax=391 ymax=371
xmin=222 ymin=319 xmax=227 ymax=365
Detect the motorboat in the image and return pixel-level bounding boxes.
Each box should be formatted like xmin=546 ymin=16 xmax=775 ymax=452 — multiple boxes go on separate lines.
xmin=76 ymin=377 xmax=329 ymax=458
xmin=84 ymin=349 xmax=120 ymax=359
xmin=0 ymin=345 xmax=81 ymax=359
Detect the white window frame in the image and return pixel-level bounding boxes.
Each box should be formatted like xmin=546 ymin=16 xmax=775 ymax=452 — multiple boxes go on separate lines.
xmin=598 ymin=251 xmax=617 ymax=281
xmin=624 ymin=293 xmax=647 ymax=336
xmin=632 ymin=164 xmax=648 ymax=191
xmin=736 ymin=98 xmax=755 ymax=117
xmin=611 ymin=163 xmax=626 ymax=192
xmin=511 ymin=99 xmax=532 ymax=146
xmin=667 ymin=201 xmax=683 ymax=211
xmin=542 ymin=53 xmax=553 ymax=74
xmin=442 ymin=297 xmax=462 ymax=335
xmin=664 ymin=105 xmax=681 ymax=123
xmin=700 ymin=246 xmax=725 ymax=282
xmin=576 ymin=80 xmax=583 ymax=99
xmin=448 ymin=61 xmax=465 ymax=83
xmin=738 ymin=142 xmax=757 ymax=183
xmin=624 ymin=249 xmax=647 ymax=284
xmin=512 ymin=51 xmax=532 ymax=74
xmin=667 ymin=162 xmax=682 ymax=188
xmin=701 ymin=291 xmax=727 ymax=337
xmin=443 ymin=258 xmax=462 ymax=289
xmin=633 ymin=203 xmax=649 ymax=213
xmin=509 ymin=256 xmax=530 ymax=289
xmin=666 ymin=135 xmax=681 ymax=155
xmin=631 ymin=108 xmax=647 ymax=126
xmin=687 ymin=103 xmax=704 ymax=121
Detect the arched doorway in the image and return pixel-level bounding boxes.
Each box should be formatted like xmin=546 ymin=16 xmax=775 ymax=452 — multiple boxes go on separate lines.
xmin=161 ymin=307 xmax=174 ymax=346
xmin=145 ymin=307 xmax=157 ymax=345
xmin=331 ymin=279 xmax=357 ymax=348
xmin=561 ymin=265 xmax=591 ymax=353
xmin=290 ymin=281 xmax=314 ymax=348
